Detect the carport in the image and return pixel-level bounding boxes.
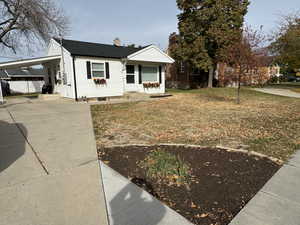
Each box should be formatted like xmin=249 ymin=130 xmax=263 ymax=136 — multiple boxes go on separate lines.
xmin=0 ymin=55 xmax=61 ymax=100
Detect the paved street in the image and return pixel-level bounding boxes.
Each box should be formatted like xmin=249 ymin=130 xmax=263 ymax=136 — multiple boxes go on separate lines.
xmin=0 ymin=98 xmax=108 ymax=225
xmin=254 ymin=88 xmax=300 ymax=98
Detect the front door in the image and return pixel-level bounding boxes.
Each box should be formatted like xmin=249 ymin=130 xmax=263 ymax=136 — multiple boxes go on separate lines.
xmin=125 ymin=65 xmax=138 ymax=92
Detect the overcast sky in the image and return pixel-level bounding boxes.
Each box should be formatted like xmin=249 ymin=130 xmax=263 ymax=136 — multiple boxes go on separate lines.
xmin=1 ymin=0 xmax=300 ymax=60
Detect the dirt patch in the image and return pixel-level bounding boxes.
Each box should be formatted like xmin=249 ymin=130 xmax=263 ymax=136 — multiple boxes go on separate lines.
xmin=98 ymin=145 xmax=280 ymax=225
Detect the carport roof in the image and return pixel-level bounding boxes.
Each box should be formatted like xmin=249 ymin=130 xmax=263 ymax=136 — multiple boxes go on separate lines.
xmin=0 ymin=55 xmax=61 ymax=69
xmin=4 ymin=68 xmax=46 ymax=77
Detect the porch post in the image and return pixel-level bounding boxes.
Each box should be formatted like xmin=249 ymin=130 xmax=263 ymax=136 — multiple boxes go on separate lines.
xmin=121 ymin=59 xmax=127 ymax=94
xmin=0 ymin=80 xmax=4 ymax=104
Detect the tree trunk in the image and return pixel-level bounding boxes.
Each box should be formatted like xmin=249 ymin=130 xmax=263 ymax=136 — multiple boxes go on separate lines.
xmin=208 ymin=66 xmax=214 ymax=88
xmin=185 ymin=65 xmax=190 ymax=89
xmin=237 ymin=71 xmax=241 ymax=104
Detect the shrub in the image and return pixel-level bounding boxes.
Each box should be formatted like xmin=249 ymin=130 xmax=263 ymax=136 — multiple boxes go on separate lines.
xmin=139 ymin=148 xmax=190 ymax=186
xmin=268 ymin=76 xmax=279 ymax=84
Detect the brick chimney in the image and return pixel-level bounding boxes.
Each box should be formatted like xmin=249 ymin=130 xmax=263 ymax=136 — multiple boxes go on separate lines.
xmin=113 ymin=38 xmax=121 ymax=47
xmin=169 ymin=32 xmax=178 ymax=46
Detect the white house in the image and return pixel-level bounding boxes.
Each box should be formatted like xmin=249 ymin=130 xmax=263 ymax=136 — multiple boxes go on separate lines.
xmin=0 ymin=38 xmax=174 ymax=100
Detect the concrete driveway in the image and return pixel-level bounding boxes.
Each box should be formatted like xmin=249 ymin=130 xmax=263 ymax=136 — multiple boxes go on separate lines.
xmin=0 ymin=98 xmax=108 ymax=225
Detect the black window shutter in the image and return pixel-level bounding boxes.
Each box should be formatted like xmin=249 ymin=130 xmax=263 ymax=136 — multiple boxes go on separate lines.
xmin=86 ymin=61 xmax=91 ymax=79
xmin=105 ymin=62 xmax=110 ymax=79
xmin=138 ymin=65 xmax=142 ymax=84
xmin=159 ymin=65 xmax=162 ymax=84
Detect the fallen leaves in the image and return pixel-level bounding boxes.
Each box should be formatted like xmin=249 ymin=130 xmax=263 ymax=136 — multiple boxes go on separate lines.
xmin=92 ymin=88 xmax=300 ymax=161
xmin=195 ymin=213 xmax=209 ymax=218
xmin=191 ymin=201 xmax=197 ymax=208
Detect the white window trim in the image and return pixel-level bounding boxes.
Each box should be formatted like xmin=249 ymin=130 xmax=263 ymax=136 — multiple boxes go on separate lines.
xmin=180 ymin=61 xmax=184 ymax=73
xmin=141 ymin=66 xmax=159 ymax=83
xmin=126 ymin=65 xmax=136 ymax=84
xmin=91 ymin=62 xmax=105 ymax=79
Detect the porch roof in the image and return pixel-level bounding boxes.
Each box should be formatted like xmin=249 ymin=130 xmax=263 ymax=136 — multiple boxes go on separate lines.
xmin=0 ymin=55 xmax=61 ymax=69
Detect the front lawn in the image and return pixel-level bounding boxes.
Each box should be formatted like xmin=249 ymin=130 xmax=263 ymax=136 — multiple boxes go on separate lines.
xmin=91 ymin=88 xmax=300 ymax=161
xmin=291 ymin=88 xmax=300 ymax=93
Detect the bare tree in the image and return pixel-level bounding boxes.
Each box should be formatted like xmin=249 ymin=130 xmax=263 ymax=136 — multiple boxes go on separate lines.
xmin=221 ymin=26 xmax=267 ymax=104
xmin=0 ymin=0 xmax=69 ymax=53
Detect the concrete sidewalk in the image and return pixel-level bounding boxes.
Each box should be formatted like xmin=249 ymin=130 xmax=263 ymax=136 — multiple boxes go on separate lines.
xmin=230 ymin=151 xmax=300 ymax=225
xmin=254 ymin=88 xmax=300 ymax=98
xmin=100 ymin=162 xmax=193 ymax=225
xmin=0 ymin=99 xmax=108 ymax=225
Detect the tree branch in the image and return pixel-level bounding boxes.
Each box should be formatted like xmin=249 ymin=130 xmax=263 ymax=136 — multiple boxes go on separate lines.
xmin=0 ymin=0 xmax=16 ymax=16
xmin=0 ymin=18 xmax=14 ymax=26
xmin=0 ymin=0 xmax=69 ymax=53
xmin=0 ymin=39 xmax=16 ymax=53
xmin=0 ymin=17 xmax=18 ymax=41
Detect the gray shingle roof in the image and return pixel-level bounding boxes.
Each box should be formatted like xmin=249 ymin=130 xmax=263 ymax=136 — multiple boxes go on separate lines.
xmin=54 ymin=38 xmax=146 ymax=59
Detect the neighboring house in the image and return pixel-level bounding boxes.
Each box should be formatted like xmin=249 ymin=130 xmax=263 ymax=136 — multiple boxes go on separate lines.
xmin=166 ymin=33 xmax=280 ymax=88
xmin=217 ymin=62 xmax=281 ymax=87
xmin=166 ymin=60 xmax=210 ymax=89
xmin=166 ymin=33 xmax=212 ymax=89
xmin=0 ymin=38 xmax=174 ymax=100
xmin=0 ymin=68 xmax=45 ymax=94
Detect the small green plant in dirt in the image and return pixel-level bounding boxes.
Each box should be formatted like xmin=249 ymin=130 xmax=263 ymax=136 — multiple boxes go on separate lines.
xmin=139 ymin=149 xmax=190 ymax=186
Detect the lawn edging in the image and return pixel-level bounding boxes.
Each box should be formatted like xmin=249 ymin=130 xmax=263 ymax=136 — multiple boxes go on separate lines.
xmin=216 ymin=145 xmax=284 ymax=165
xmin=100 ymin=143 xmax=284 ymax=165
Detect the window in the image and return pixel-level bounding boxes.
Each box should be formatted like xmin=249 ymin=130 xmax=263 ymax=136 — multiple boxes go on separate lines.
xmin=180 ymin=61 xmax=185 ymax=73
xmin=92 ymin=63 xmax=105 ymax=78
xmin=126 ymin=65 xmax=135 ymax=84
xmin=142 ymin=66 xmax=158 ymax=82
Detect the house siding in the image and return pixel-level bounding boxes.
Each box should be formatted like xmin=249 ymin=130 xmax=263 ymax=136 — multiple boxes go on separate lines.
xmin=125 ymin=62 xmax=166 ymax=94
xmin=128 ymin=46 xmax=174 ymax=64
xmin=74 ymin=56 xmax=124 ymax=99
xmin=47 ymin=39 xmax=75 ymax=99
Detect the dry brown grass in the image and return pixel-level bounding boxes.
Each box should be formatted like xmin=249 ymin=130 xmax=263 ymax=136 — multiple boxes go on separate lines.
xmin=91 ymin=88 xmax=300 ymax=161
xmin=291 ymin=88 xmax=300 ymax=93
